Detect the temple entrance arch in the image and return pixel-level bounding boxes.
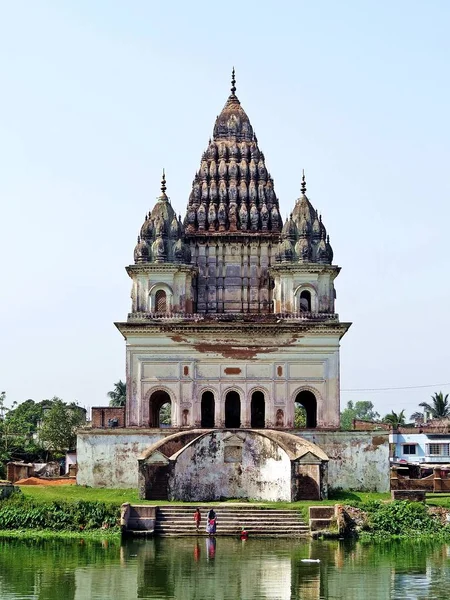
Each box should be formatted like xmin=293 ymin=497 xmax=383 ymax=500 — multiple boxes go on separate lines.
xmin=225 ymin=391 xmax=241 ymax=428
xmin=201 ymin=391 xmax=215 ymax=428
xmin=251 ymin=391 xmax=265 ymax=428
xmin=294 ymin=390 xmax=317 ymax=428
xmin=148 ymin=390 xmax=171 ymax=428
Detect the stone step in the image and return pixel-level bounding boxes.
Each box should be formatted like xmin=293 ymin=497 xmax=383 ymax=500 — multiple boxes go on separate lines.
xmin=156 ymin=531 xmax=309 ymax=537
xmin=156 ymin=517 xmax=304 ymax=527
xmin=155 ymin=526 xmax=308 ymax=531
xmin=156 ymin=506 xmax=301 ymax=512
xmin=142 ymin=506 xmax=310 ymax=537
xmin=156 ymin=510 xmax=302 ymax=517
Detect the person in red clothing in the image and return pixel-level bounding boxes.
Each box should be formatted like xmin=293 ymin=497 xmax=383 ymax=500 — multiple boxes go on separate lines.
xmin=194 ymin=508 xmax=201 ymax=532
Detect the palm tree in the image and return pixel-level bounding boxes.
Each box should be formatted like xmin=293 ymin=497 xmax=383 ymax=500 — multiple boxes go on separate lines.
xmin=410 ymin=411 xmax=424 ymax=424
xmin=383 ymin=410 xmax=406 ymax=430
xmin=419 ymin=392 xmax=450 ymax=419
xmin=107 ymin=380 xmax=126 ymax=407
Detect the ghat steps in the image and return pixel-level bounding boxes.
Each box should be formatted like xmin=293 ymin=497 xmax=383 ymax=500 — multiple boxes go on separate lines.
xmin=153 ymin=505 xmax=309 ymax=537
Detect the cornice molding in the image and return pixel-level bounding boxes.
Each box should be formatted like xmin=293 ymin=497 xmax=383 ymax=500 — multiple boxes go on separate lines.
xmin=115 ymin=320 xmax=351 ymax=339
xmin=269 ymin=264 xmax=341 ymax=276
xmin=126 ymin=264 xmax=198 ymax=276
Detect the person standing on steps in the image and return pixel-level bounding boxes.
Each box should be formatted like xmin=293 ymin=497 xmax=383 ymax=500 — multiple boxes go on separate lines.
xmin=194 ymin=508 xmax=201 ymax=532
xmin=206 ymin=508 xmax=217 ymax=535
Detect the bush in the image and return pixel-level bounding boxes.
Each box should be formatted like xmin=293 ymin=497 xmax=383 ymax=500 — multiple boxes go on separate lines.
xmin=0 ymin=495 xmax=119 ymax=531
xmin=361 ymin=501 xmax=443 ymax=536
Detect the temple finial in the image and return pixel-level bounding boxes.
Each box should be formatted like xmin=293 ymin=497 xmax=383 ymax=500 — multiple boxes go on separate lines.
xmin=231 ymin=67 xmax=236 ymax=95
xmin=161 ymin=169 xmax=167 ymax=195
xmin=301 ymin=169 xmax=307 ymax=195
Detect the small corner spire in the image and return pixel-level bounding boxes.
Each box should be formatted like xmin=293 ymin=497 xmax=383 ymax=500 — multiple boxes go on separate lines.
xmin=161 ymin=169 xmax=167 ymax=196
xmin=301 ymin=169 xmax=307 ymax=195
xmin=231 ymin=67 xmax=236 ymax=96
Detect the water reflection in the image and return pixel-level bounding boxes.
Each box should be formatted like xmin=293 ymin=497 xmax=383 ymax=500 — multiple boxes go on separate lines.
xmin=1 ymin=537 xmax=450 ymax=599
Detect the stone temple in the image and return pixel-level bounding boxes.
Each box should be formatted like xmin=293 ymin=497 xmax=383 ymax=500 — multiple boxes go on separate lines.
xmin=78 ymin=72 xmax=357 ymax=501
xmin=116 ymin=71 xmax=350 ymax=432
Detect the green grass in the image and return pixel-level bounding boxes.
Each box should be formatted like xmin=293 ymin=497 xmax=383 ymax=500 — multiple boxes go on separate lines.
xmin=16 ymin=485 xmax=392 ymax=523
xmin=18 ymin=485 xmax=141 ymax=505
xmin=18 ymin=485 xmax=391 ymax=507
xmin=423 ymin=493 xmax=450 ymax=508
xmin=0 ymin=528 xmax=121 ymax=541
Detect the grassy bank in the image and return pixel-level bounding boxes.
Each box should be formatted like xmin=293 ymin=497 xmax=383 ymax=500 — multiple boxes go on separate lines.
xmin=6 ymin=485 xmax=450 ymax=540
xmin=16 ymin=485 xmax=391 ymax=522
xmin=0 ymin=528 xmax=121 ymax=541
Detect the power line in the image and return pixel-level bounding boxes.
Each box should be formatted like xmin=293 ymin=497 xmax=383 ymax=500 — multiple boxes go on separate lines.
xmin=341 ymin=382 xmax=450 ymax=393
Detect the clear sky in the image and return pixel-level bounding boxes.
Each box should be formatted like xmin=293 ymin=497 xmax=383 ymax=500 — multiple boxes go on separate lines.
xmin=1 ymin=1 xmax=449 ymax=418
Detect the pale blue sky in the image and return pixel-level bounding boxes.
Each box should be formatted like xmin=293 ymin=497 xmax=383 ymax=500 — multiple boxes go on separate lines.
xmin=1 ymin=1 xmax=449 ymax=417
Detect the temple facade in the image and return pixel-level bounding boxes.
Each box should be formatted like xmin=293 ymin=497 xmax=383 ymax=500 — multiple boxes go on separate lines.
xmin=115 ymin=72 xmax=351 ymax=432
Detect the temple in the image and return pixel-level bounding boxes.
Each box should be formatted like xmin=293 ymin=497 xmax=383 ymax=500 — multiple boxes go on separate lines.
xmin=115 ymin=70 xmax=351 ymax=432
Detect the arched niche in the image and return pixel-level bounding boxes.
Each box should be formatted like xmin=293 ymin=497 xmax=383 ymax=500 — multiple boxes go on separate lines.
xmin=148 ymin=283 xmax=173 ymax=313
xmin=225 ymin=391 xmax=241 ymax=428
xmin=294 ymin=285 xmax=317 ymax=313
xmin=250 ymin=391 xmax=265 ymax=428
xmin=201 ymin=391 xmax=215 ymax=428
xmin=294 ymin=390 xmax=317 ymax=428
xmin=148 ymin=390 xmax=172 ymax=427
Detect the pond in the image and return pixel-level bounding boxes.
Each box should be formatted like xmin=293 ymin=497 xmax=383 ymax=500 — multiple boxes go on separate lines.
xmin=1 ymin=536 xmax=450 ymax=599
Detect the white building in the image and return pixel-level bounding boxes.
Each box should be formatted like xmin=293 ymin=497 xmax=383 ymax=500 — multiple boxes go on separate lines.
xmin=115 ymin=72 xmax=351 ymax=432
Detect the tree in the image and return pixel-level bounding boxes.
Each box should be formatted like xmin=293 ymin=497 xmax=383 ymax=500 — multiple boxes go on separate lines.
xmin=340 ymin=401 xmax=380 ymax=430
xmin=383 ymin=410 xmax=406 ymax=429
xmin=107 ymin=380 xmax=126 ymax=407
xmin=410 ymin=411 xmax=424 ymax=424
xmin=159 ymin=403 xmax=171 ymax=425
xmin=419 ymin=392 xmax=450 ymax=419
xmin=39 ymin=398 xmax=85 ymax=457
xmin=294 ymin=404 xmax=306 ymax=428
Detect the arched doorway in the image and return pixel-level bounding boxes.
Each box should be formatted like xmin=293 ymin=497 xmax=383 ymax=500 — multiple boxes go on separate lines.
xmin=251 ymin=391 xmax=265 ymax=428
xmin=299 ymin=290 xmax=311 ymax=312
xmin=201 ymin=391 xmax=215 ymax=428
xmin=225 ymin=391 xmax=241 ymax=428
xmin=149 ymin=390 xmax=171 ymax=427
xmin=294 ymin=390 xmax=317 ymax=428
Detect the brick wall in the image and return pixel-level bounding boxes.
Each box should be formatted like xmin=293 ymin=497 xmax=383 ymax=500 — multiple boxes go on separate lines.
xmin=91 ymin=407 xmax=125 ymax=428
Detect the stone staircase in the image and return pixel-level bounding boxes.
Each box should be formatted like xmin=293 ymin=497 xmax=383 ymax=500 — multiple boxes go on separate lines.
xmin=154 ymin=505 xmax=309 ymax=537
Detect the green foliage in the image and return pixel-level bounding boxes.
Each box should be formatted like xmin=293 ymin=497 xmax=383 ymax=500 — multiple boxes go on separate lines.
xmin=38 ymin=398 xmax=85 ymax=457
xmin=294 ymin=404 xmax=306 ymax=428
xmin=0 ymin=495 xmax=119 ymax=531
xmin=107 ymin=380 xmax=126 ymax=407
xmin=361 ymin=501 xmax=443 ymax=536
xmin=340 ymin=401 xmax=380 ymax=430
xmin=419 ymin=392 xmax=450 ymax=419
xmin=383 ymin=410 xmax=406 ymax=429
xmin=159 ymin=402 xmax=171 ymax=425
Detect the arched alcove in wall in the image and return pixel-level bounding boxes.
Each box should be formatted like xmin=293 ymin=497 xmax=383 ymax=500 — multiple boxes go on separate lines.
xmin=148 ymin=390 xmax=171 ymax=427
xmin=155 ymin=289 xmax=167 ymax=313
xmin=294 ymin=390 xmax=317 ymax=428
xmin=201 ymin=391 xmax=215 ymax=428
xmin=299 ymin=290 xmax=311 ymax=312
xmin=225 ymin=391 xmax=241 ymax=428
xmin=251 ymin=391 xmax=265 ymax=428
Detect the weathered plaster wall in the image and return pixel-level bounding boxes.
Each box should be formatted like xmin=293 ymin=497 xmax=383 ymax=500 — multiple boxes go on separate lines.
xmin=168 ymin=431 xmax=292 ymax=501
xmin=300 ymin=431 xmax=390 ymax=492
xmin=77 ymin=430 xmax=166 ymax=488
xmin=77 ymin=430 xmax=390 ymax=492
xmin=124 ymin=330 xmax=343 ymax=429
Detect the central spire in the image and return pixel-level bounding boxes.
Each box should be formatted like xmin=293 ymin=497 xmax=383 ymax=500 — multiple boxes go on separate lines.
xmin=213 ymin=68 xmax=253 ymax=143
xmin=231 ymin=67 xmax=236 ymax=96
xmin=184 ymin=71 xmax=282 ymax=235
